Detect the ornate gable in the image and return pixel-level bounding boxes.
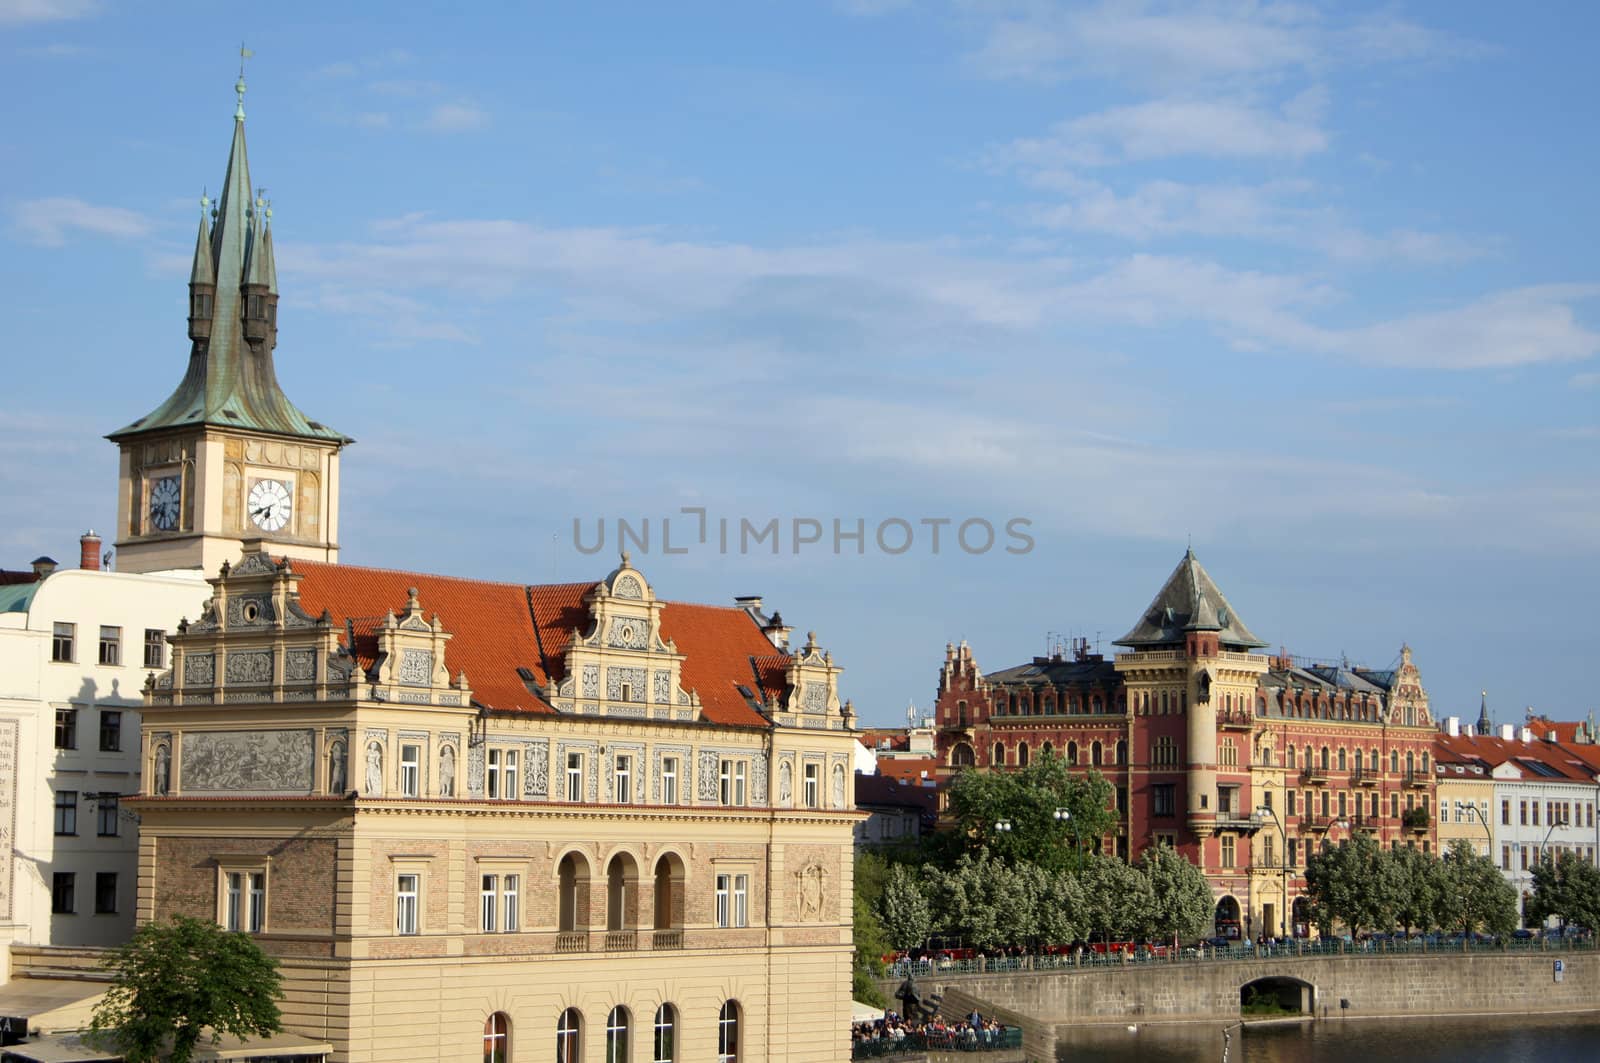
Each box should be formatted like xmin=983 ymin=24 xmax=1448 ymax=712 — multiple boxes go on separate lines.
xmin=774 ymin=631 xmax=854 ymax=731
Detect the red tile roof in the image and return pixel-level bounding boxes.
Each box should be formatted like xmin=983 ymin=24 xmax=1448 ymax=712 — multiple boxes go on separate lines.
xmin=874 ymin=756 xmax=940 ymax=783
xmin=1435 ymin=732 xmax=1595 ymax=781
xmin=289 ymin=560 xmax=780 ymax=727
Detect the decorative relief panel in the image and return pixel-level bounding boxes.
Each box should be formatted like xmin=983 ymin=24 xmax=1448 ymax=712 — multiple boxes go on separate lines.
xmin=183 ymin=654 xmax=215 ymax=686
xmin=467 ymin=743 xmax=485 ymax=797
xmin=607 ymin=667 xmax=646 ymax=701
xmin=226 ymin=596 xmax=275 ymax=627
xmin=285 ymin=649 xmax=316 ymax=683
xmin=697 ymin=751 xmax=720 ymax=802
xmin=524 ymin=739 xmax=549 ymax=797
xmin=753 ymin=753 xmax=769 ymax=805
xmin=180 ymin=729 xmax=313 ymax=792
xmin=398 ymin=649 xmax=433 ymax=686
xmin=794 ymin=863 xmax=828 ymax=922
xmin=653 ymin=670 xmax=671 ymax=704
xmin=613 ymin=574 xmax=643 ymax=599
xmin=607 ymin=619 xmax=649 ymax=650
xmin=607 ymin=743 xmax=645 ymax=802
xmin=582 ymin=665 xmax=599 ymax=698
xmin=803 ymin=683 xmax=827 ymax=713
xmin=225 ymin=651 xmax=273 ymax=685
xmin=652 ymin=745 xmax=691 ymax=804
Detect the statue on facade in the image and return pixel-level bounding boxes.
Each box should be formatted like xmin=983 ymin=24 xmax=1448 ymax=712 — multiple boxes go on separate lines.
xmin=440 ymin=745 xmax=456 ymax=797
xmin=778 ymin=761 xmax=792 ymax=804
xmin=365 ymin=742 xmax=383 ymax=796
xmin=153 ymin=744 xmax=170 ymax=795
xmin=328 ymin=740 xmax=346 ymax=794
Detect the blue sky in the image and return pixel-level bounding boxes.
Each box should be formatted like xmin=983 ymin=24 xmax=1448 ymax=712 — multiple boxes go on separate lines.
xmin=3 ymin=1 xmax=1596 ymax=730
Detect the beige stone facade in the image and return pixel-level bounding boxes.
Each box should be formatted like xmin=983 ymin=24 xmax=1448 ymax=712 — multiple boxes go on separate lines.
xmin=133 ymin=550 xmax=861 ymax=1062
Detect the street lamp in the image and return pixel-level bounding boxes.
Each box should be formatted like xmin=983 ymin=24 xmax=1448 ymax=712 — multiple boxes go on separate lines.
xmin=1052 ymin=807 xmax=1084 ymax=865
xmin=1463 ymin=802 xmax=1494 ymax=860
xmin=1254 ymin=805 xmax=1288 ymax=939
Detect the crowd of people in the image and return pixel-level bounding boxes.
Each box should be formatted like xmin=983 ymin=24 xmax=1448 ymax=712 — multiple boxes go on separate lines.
xmin=851 ymin=1010 xmax=1016 ymax=1055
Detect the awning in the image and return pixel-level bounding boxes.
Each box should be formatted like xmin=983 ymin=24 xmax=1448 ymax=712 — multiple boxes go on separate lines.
xmin=852 ymin=1000 xmax=886 ymax=1023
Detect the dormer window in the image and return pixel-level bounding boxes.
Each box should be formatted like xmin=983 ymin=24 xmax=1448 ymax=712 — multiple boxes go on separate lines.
xmin=191 ymin=292 xmax=212 ymax=317
xmin=246 ymin=294 xmax=265 ymax=319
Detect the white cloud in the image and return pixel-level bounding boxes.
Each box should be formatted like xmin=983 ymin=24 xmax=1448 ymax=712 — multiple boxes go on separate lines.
xmin=420 ymin=103 xmax=489 ymax=133
xmin=10 ymin=196 xmax=153 ymax=247
xmin=0 ymin=0 xmax=98 ymax=26
xmin=1004 ymin=98 xmax=1328 ymax=167
xmin=1334 ymin=287 xmax=1600 ymax=369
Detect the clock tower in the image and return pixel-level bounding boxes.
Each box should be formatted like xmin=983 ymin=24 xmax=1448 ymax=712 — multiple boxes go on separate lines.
xmin=108 ymin=74 xmax=350 ymax=575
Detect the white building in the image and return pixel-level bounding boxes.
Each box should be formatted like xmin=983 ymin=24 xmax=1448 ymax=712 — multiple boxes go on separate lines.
xmin=0 ymin=539 xmax=208 ymax=975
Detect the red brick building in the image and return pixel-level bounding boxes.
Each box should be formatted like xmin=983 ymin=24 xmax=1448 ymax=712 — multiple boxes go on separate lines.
xmin=931 ymin=550 xmax=1439 ymax=939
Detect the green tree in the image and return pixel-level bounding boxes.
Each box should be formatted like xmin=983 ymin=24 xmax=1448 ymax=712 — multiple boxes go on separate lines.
xmin=1078 ymin=853 xmax=1153 ymax=942
xmin=89 ymin=915 xmax=283 ymax=1063
xmin=1034 ymin=867 xmax=1086 ymax=947
xmin=1138 ymin=843 xmax=1213 ymax=944
xmin=1436 ymin=838 xmax=1517 ymax=939
xmin=1388 ymin=844 xmax=1445 ymax=936
xmin=1303 ymin=834 xmax=1392 ymax=939
xmin=852 ymin=852 xmax=891 ymax=1006
xmin=1528 ymin=850 xmax=1600 ymax=931
xmin=944 ymin=751 xmax=1116 ymax=873
xmin=935 ymin=849 xmax=1039 ymax=952
xmin=878 ymin=863 xmax=933 ymax=953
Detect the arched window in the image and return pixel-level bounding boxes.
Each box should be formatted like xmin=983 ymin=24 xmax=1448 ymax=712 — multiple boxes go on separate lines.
xmin=1337 ymin=748 xmax=1346 ymax=771
xmin=1286 ymin=745 xmax=1296 ymax=768
xmin=1042 ymin=694 xmax=1055 ymax=714
xmin=653 ymin=1004 xmax=676 ymax=1063
xmin=1370 ymin=749 xmax=1379 ymax=773
xmin=992 ymin=742 xmax=1005 ymax=766
xmin=1041 ymin=741 xmax=1054 ymax=759
xmin=1091 ymin=694 xmax=1102 ymax=712
xmin=1116 ymin=739 xmax=1127 ymax=766
xmin=1390 ymin=750 xmax=1399 ymax=774
xmin=1018 ymin=742 xmax=1030 ymax=767
xmin=1303 ymin=745 xmax=1312 ymax=769
xmin=605 ymin=1006 xmax=630 ymax=1063
xmin=484 ymin=1012 xmax=510 ymax=1063
xmin=606 ymin=853 xmax=637 ymax=932
xmin=1319 ymin=746 xmax=1329 ymax=770
xmin=717 ymin=1001 xmax=740 ymax=1063
xmin=558 ymin=853 xmax=590 ymax=934
xmin=1091 ymin=742 xmax=1103 ymax=767
xmin=653 ymin=852 xmax=685 ymax=933
xmin=950 ymin=743 xmax=975 ymax=768
xmin=556 ymin=1008 xmax=582 ymax=1063
xmin=1406 ymin=751 xmax=1416 ymax=776
xmin=957 ymin=702 xmax=968 ymax=727
xmin=1421 ymin=752 xmax=1430 ymax=773
xmin=1067 ymin=741 xmax=1078 ymax=765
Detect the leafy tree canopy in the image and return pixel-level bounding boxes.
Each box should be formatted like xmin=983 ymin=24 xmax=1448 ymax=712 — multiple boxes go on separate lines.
xmin=944 ymin=751 xmax=1115 ymax=873
xmin=1138 ymin=842 xmax=1213 ymax=944
xmin=90 ymin=915 xmax=283 ymax=1063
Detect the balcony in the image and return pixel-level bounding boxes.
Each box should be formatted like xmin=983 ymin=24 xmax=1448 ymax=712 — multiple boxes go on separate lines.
xmin=554 ymin=931 xmax=588 ymax=953
xmin=1403 ymin=771 xmax=1429 ymax=790
xmin=1214 ymin=813 xmax=1261 ymax=835
xmin=604 ymin=930 xmax=638 ymax=951
xmin=1299 ymin=767 xmax=1329 ymax=786
xmin=1217 ymin=708 xmax=1253 ymax=731
xmin=651 ymin=929 xmax=684 ymax=950
xmin=1352 ymin=768 xmax=1379 ymax=787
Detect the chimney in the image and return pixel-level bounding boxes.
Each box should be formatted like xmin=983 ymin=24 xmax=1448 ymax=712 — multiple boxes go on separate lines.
xmin=1445 ymin=716 xmax=1460 ymax=737
xmin=1520 ymin=726 xmax=1533 ymax=744
xmin=79 ymin=531 xmax=102 ymax=571
xmin=1500 ymin=724 xmax=1515 ymax=741
xmin=30 ymin=556 xmax=58 ymax=578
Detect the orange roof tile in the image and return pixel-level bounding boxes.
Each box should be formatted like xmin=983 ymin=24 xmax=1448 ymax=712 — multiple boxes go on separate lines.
xmin=875 ymin=756 xmax=940 ymax=783
xmin=288 ymin=560 xmax=782 ymax=727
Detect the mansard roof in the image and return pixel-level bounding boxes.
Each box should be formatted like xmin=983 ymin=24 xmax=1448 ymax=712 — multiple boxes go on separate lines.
xmin=1114 ymin=549 xmax=1268 ymax=650
xmin=289 ymin=560 xmax=782 ymax=727
xmin=983 ymin=656 xmax=1118 ymax=687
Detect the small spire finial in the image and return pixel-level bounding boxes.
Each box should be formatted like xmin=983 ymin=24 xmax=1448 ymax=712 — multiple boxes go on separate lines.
xmin=235 ymin=43 xmax=254 ymax=121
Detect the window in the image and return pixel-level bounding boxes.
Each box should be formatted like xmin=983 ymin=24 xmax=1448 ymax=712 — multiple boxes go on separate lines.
xmin=719 ymin=760 xmax=747 ymax=806
xmin=503 ymin=875 xmax=519 ymax=932
xmin=1287 ymin=839 xmax=1298 ymax=867
xmin=481 ymin=874 xmax=499 ymax=932
xmin=99 ymin=710 xmax=121 ymax=752
xmin=400 ymin=744 xmax=421 ymax=798
xmin=717 ymin=1001 xmax=740 ymax=1063
xmin=52 ymin=622 xmax=75 ymax=662
xmin=144 ymin=628 xmax=165 ymax=669
xmin=556 ymin=1009 xmax=582 ymax=1063
xmin=615 ymin=755 xmax=633 ymax=804
xmin=1520 ymin=800 xmax=1529 ymax=826
xmin=397 ymin=873 xmax=419 ymax=935
xmin=223 ymin=871 xmax=266 ymax=932
xmin=98 ymin=626 xmax=121 ymax=666
xmin=484 ymin=1012 xmax=510 ymax=1063
xmin=95 ymin=872 xmax=118 ymax=914
xmin=54 ymin=790 xmax=77 ymax=835
xmin=715 ymin=875 xmax=731 ymax=927
xmin=661 ymin=757 xmax=678 ymax=805
xmin=606 ymin=1006 xmax=630 ymax=1063
xmin=1220 ymin=740 xmax=1238 ymax=767
xmin=1220 ymin=835 xmax=1236 ymax=869
xmin=1262 ymin=835 xmax=1275 ymax=867
xmin=1154 ymin=736 xmax=1178 ymax=767
xmin=97 ymin=795 xmax=120 ymax=836
xmin=488 ymin=748 xmax=519 ymax=800
xmin=734 ymin=874 xmax=748 ymax=927
xmin=51 ymin=872 xmax=75 ymax=914
xmin=1018 ymin=742 xmax=1030 ymax=767
xmin=1520 ymin=847 xmax=1529 ymax=871
xmin=1151 ymin=784 xmax=1175 ymax=817
xmin=54 ymin=708 xmax=77 ymax=750
xmin=1502 ymin=799 xmax=1511 ymax=826
xmin=1286 ymin=791 xmax=1297 ymax=817
xmin=803 ymin=763 xmax=819 ymax=808
xmin=567 ymin=752 xmax=584 ymax=803
xmin=653 ymin=1004 xmax=676 ymax=1063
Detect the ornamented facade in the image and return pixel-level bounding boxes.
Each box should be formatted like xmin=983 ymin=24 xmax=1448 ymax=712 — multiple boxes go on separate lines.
xmin=932 ymin=550 xmax=1439 ymax=942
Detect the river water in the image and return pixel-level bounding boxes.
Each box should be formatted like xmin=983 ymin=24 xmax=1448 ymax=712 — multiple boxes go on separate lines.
xmin=1055 ymin=1013 xmax=1600 ymax=1062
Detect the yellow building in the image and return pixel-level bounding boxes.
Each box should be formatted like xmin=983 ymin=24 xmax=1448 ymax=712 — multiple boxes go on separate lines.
xmin=109 ymin=72 xmax=862 ymax=1063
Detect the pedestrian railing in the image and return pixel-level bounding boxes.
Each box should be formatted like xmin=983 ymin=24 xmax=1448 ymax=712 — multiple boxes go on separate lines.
xmin=851 ymin=1027 xmax=1023 ymax=1058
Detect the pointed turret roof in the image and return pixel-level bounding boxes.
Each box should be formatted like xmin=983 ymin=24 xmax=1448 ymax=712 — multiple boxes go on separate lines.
xmin=108 ymin=75 xmax=348 ymax=445
xmin=1477 ymin=691 xmax=1492 ymax=735
xmin=1114 ymin=549 xmax=1268 ymax=650
xmin=188 ymin=205 xmax=214 ymax=286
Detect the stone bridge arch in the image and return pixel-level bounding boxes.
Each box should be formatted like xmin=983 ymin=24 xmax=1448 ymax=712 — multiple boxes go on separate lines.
xmin=1240 ymin=974 xmax=1314 ymax=1015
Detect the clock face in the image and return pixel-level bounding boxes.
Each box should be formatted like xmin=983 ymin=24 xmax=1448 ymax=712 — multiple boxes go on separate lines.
xmin=149 ymin=475 xmax=181 ymax=531
xmin=247 ymin=478 xmax=293 ymax=533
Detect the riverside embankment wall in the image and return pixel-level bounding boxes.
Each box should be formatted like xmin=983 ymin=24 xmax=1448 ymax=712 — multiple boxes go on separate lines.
xmin=897 ymin=950 xmax=1600 ymax=1061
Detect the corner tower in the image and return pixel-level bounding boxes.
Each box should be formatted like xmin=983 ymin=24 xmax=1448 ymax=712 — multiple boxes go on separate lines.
xmin=1114 ymin=549 xmax=1269 ymax=840
xmin=107 ymin=73 xmax=350 ymax=574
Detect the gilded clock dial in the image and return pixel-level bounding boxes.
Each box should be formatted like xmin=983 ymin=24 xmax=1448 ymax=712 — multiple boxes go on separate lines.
xmin=149 ymin=475 xmax=181 ymax=531
xmin=247 ymin=478 xmax=293 ymax=533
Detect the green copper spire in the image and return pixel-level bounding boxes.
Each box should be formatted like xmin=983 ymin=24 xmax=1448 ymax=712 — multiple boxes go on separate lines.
xmin=188 ymin=196 xmax=214 ymax=287
xmin=108 ymin=74 xmax=348 ymax=445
